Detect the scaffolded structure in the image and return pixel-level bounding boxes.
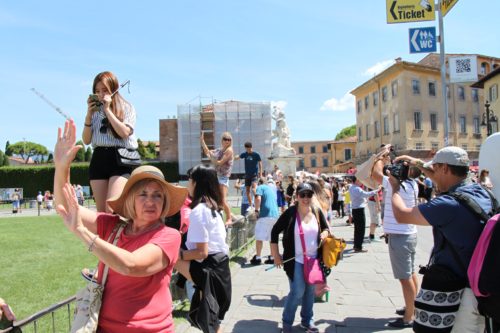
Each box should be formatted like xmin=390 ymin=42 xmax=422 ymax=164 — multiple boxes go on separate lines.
xmin=177 ymin=100 xmax=273 ymax=176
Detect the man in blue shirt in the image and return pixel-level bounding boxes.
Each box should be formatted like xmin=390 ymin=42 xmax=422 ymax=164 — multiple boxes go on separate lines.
xmin=250 ymin=177 xmax=279 ymax=265
xmin=389 ymin=146 xmax=493 ymax=332
xmin=234 ymin=142 xmax=262 ymax=209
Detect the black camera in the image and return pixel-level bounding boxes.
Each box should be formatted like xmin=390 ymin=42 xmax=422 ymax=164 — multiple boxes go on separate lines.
xmin=383 ymin=160 xmax=410 ymax=182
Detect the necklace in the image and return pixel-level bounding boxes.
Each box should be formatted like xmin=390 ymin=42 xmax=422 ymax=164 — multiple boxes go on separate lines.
xmin=126 ymin=221 xmax=162 ymax=236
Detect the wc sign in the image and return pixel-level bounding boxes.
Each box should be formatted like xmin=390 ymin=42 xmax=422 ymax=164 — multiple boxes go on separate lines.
xmin=409 ymin=27 xmax=437 ymax=53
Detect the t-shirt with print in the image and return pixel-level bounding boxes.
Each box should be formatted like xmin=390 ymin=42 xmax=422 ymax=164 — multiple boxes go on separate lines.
xmin=255 ymin=184 xmax=279 ymax=218
xmin=186 ymin=203 xmax=229 ymax=257
xmin=239 ymin=151 xmax=261 ymax=177
xmin=382 ymin=176 xmax=418 ymax=235
xmin=418 ymin=182 xmax=492 ymax=280
xmin=96 ymin=213 xmax=180 ymax=333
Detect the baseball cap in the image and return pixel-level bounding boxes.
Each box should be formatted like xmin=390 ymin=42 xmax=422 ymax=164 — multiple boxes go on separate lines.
xmin=423 ymin=146 xmax=469 ymax=168
xmin=297 ymin=182 xmax=313 ymax=194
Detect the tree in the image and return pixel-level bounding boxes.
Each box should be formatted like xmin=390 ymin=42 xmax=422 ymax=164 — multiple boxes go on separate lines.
xmin=137 ymin=139 xmax=147 ymax=159
xmin=8 ymin=141 xmax=49 ymax=163
xmin=47 ymin=153 xmax=54 ymax=163
xmin=146 ymin=141 xmax=157 ymax=159
xmin=335 ymin=125 xmax=356 ymax=141
xmin=5 ymin=141 xmax=12 ymax=156
xmin=0 ymin=150 xmax=5 ymax=166
xmin=74 ymin=140 xmax=86 ymax=162
xmin=85 ymin=147 xmax=93 ymax=162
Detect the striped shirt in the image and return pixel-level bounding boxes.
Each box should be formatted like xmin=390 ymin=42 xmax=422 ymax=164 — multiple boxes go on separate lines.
xmin=89 ymin=101 xmax=138 ymax=149
xmin=382 ymin=176 xmax=418 ymax=234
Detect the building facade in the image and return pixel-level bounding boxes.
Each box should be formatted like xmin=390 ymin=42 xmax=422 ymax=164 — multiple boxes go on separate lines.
xmin=159 ymin=118 xmax=178 ymax=162
xmin=350 ymin=54 xmax=500 ymax=164
xmin=472 ymin=65 xmax=500 ymax=134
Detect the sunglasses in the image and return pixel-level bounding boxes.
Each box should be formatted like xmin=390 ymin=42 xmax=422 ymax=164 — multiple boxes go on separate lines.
xmin=222 ymin=137 xmax=232 ymax=142
xmin=100 ymin=118 xmax=109 ymax=134
xmin=298 ymin=192 xmax=313 ymax=198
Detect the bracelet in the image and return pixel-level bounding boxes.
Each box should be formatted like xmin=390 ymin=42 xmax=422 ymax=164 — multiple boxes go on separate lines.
xmin=84 ymin=123 xmax=92 ymax=127
xmin=415 ymin=160 xmax=424 ymax=168
xmin=88 ymin=234 xmax=99 ymax=252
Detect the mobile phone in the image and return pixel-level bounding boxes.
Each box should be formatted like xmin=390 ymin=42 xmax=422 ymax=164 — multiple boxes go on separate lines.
xmin=89 ymin=94 xmax=102 ymax=106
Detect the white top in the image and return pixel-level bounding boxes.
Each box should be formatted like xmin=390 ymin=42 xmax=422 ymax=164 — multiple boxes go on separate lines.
xmin=338 ymin=189 xmax=345 ymax=201
xmin=186 ymin=203 xmax=229 ymax=259
xmin=294 ymin=215 xmax=319 ymax=264
xmin=382 ymin=176 xmax=418 ymax=234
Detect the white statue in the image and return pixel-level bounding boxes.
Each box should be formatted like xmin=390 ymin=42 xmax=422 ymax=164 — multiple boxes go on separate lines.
xmin=271 ymin=106 xmax=295 ymax=158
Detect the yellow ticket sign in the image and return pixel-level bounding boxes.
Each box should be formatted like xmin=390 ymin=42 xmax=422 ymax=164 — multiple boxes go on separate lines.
xmin=386 ymin=0 xmax=435 ymax=23
xmin=441 ymin=0 xmax=458 ymax=17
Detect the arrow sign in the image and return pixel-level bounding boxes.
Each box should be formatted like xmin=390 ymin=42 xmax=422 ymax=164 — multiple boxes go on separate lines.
xmin=409 ymin=27 xmax=437 ymax=53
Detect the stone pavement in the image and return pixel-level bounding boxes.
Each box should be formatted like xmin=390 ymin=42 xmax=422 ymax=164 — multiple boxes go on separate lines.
xmin=177 ymin=214 xmax=433 ymax=333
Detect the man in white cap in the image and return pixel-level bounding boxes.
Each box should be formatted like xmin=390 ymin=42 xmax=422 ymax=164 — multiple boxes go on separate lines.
xmin=388 ymin=146 xmax=495 ymax=332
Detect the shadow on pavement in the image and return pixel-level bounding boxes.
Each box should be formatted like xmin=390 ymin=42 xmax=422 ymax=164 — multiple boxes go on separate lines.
xmin=232 ymin=319 xmax=281 ymax=333
xmin=316 ymin=317 xmax=399 ymax=332
xmin=243 ymin=294 xmax=284 ymax=308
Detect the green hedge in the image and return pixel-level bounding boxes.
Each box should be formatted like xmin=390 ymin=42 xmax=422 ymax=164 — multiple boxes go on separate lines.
xmin=0 ymin=161 xmax=179 ymax=198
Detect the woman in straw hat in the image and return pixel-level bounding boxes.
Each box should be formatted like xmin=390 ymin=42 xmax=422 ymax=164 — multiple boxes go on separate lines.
xmin=175 ymin=164 xmax=231 ymax=333
xmin=54 ymin=119 xmax=187 ymax=333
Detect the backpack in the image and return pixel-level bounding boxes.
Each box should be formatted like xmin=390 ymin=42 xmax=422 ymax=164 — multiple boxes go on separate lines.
xmin=447 ymin=188 xmax=500 ymax=323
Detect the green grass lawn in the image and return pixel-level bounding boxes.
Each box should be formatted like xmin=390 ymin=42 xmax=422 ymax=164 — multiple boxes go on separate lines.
xmin=0 ymin=215 xmax=97 ymax=326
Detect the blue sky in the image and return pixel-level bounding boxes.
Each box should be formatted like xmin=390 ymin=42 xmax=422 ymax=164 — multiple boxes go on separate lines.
xmin=1 ymin=1 xmax=499 ymax=153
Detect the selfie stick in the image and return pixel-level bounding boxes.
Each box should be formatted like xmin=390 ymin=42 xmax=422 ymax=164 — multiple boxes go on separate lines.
xmin=30 ymin=88 xmax=71 ymax=120
xmin=110 ymin=80 xmax=130 ymax=98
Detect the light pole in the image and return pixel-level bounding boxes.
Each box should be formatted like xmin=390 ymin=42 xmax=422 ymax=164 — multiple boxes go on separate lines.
xmin=481 ymin=101 xmax=498 ymax=136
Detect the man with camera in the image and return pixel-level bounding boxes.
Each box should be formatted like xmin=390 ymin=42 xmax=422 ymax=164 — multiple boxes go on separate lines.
xmin=371 ymin=145 xmax=420 ymax=328
xmin=388 ymin=146 xmax=493 ymax=332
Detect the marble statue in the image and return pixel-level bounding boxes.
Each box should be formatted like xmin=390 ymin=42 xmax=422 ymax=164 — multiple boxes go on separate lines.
xmin=271 ymin=106 xmax=295 ymax=158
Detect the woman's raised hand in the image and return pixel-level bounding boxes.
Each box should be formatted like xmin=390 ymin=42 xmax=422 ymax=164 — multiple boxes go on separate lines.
xmin=56 ymin=183 xmax=84 ymax=233
xmin=54 ymin=120 xmax=82 ymax=169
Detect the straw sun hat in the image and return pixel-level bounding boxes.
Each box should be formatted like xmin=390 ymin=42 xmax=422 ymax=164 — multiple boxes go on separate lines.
xmin=107 ymin=165 xmax=187 ymax=218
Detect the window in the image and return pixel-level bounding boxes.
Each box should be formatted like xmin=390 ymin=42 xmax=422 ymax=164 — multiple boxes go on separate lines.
xmin=382 ymin=86 xmax=388 ymax=102
xmin=428 ymin=81 xmax=436 ymax=96
xmin=358 ymin=127 xmax=362 ymax=142
xmin=447 ymin=84 xmax=451 ymax=99
xmin=391 ymin=80 xmax=398 ymax=97
xmin=472 ymin=89 xmax=479 ymax=103
xmin=394 ymin=113 xmax=400 ymax=132
xmin=310 ymin=146 xmax=316 ymax=154
xmin=364 ymin=96 xmax=369 ymax=110
xmin=430 ymin=113 xmax=438 ymax=131
xmin=415 ymin=142 xmax=424 ymax=150
xmin=459 ymin=116 xmax=467 ymax=134
xmin=299 ymin=159 xmax=304 ymax=169
xmin=476 ymin=144 xmax=481 ymax=151
xmin=489 ymin=84 xmax=498 ymax=102
xmin=311 ymin=157 xmax=317 ymax=168
xmin=365 ymin=124 xmax=370 ymax=140
xmin=374 ymin=120 xmax=380 ymax=138
xmin=298 ymin=146 xmax=304 ymax=154
xmin=357 ymin=100 xmax=362 ymax=114
xmin=414 ymin=111 xmax=422 ymax=130
xmin=473 ymin=117 xmax=480 ymax=134
xmin=458 ymin=86 xmax=465 ymax=101
xmin=373 ymin=91 xmax=379 ymax=106
xmin=344 ymin=149 xmax=352 ymax=161
xmin=481 ymin=62 xmax=488 ymax=75
xmin=322 ymin=145 xmax=328 ymax=153
xmin=431 ymin=142 xmax=439 ymax=150
xmin=461 ymin=144 xmax=468 ymax=151
xmin=322 ymin=157 xmax=328 ymax=167
xmin=412 ymin=79 xmax=420 ymax=95
xmin=383 ymin=116 xmax=389 ymax=135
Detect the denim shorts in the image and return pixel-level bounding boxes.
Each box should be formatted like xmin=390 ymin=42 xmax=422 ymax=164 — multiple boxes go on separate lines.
xmin=218 ymin=175 xmax=229 ymax=187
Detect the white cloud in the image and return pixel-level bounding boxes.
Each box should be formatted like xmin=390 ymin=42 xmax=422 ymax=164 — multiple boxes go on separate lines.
xmin=363 ymin=59 xmax=394 ymax=76
xmin=320 ymin=93 xmax=354 ymax=112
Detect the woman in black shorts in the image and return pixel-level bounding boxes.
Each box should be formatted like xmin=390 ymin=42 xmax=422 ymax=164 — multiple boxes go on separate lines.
xmin=82 ymin=71 xmax=138 ymax=212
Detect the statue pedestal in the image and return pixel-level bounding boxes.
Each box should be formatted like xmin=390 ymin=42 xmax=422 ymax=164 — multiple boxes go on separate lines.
xmin=268 ymin=155 xmax=300 ymax=183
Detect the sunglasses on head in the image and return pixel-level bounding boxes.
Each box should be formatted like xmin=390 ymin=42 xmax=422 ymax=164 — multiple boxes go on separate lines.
xmin=100 ymin=118 xmax=109 ymax=134
xmin=222 ymin=137 xmax=231 ymax=142
xmin=298 ymin=192 xmax=313 ymax=198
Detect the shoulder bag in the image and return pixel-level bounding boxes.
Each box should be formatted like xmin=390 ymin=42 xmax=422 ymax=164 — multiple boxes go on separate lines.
xmin=71 ymin=224 xmax=125 ymax=333
xmin=297 ymin=212 xmax=325 ymax=285
xmin=116 ymin=148 xmax=141 ymax=167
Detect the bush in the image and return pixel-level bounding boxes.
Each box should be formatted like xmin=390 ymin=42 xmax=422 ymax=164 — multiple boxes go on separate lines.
xmin=0 ymin=161 xmax=179 ymax=197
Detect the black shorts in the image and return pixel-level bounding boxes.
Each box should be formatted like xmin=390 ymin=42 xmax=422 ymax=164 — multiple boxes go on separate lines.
xmin=89 ymin=147 xmax=135 ymax=180
xmin=244 ymin=175 xmax=258 ymax=187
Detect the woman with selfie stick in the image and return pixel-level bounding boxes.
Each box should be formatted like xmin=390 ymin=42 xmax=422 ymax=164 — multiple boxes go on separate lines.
xmin=82 ymin=71 xmax=138 ymax=212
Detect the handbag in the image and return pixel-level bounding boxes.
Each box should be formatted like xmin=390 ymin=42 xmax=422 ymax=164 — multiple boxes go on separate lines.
xmin=414 ymin=231 xmax=466 ymax=333
xmin=71 ymin=224 xmax=125 ymax=333
xmin=355 ymin=154 xmax=380 ymax=190
xmin=322 ymin=235 xmax=346 ymax=268
xmin=116 ymin=148 xmax=142 ymax=167
xmin=297 ymin=212 xmax=325 ymax=285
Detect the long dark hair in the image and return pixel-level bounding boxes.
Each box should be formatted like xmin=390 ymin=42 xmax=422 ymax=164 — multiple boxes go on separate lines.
xmin=188 ymin=164 xmax=223 ymax=211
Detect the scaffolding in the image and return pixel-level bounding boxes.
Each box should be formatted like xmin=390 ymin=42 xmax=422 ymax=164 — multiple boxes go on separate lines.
xmin=177 ymin=100 xmax=273 ymax=176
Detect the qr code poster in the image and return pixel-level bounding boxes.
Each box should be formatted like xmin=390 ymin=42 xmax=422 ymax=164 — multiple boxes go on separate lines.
xmin=449 ymin=55 xmax=478 ymax=83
